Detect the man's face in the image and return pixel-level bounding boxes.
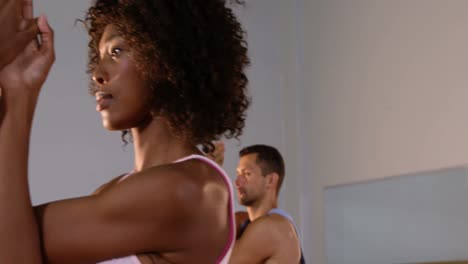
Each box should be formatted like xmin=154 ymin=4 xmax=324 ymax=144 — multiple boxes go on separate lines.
xmin=235 ymin=153 xmax=267 ymax=206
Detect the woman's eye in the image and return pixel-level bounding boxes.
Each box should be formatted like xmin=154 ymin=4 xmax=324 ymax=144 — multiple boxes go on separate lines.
xmin=110 ymin=47 xmax=122 ymax=57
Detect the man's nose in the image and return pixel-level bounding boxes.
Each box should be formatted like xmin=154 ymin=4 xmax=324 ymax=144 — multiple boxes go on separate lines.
xmin=235 ymin=176 xmax=243 ymax=187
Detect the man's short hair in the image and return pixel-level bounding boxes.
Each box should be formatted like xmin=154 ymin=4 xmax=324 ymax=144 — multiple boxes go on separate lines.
xmin=239 ymin=145 xmax=285 ymax=194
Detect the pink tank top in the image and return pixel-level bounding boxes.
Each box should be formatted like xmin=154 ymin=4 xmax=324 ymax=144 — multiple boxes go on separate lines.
xmin=97 ymin=154 xmax=236 ymax=264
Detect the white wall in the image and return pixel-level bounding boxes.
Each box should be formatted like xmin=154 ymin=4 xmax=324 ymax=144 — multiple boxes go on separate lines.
xmin=232 ymin=1 xmax=312 ymax=260
xmin=305 ymin=0 xmax=468 ymax=263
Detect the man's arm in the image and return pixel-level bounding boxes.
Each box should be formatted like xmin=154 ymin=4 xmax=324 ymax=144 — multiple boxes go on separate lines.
xmin=234 ymin=211 xmax=248 ymax=239
xmin=229 ymin=216 xmax=278 ymax=264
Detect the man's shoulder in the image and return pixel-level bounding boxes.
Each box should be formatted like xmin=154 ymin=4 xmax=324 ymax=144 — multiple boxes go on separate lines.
xmin=247 ymin=213 xmax=292 ymax=236
xmin=244 ymin=212 xmax=297 ymax=244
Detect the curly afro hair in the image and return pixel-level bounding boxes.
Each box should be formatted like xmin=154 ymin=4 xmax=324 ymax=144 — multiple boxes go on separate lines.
xmin=85 ymin=0 xmax=250 ymax=151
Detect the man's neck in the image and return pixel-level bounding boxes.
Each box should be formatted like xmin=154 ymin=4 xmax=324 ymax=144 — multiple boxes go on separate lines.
xmin=247 ymin=196 xmax=278 ymax=221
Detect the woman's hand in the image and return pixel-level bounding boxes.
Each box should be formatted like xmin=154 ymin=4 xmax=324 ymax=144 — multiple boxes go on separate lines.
xmin=0 ymin=15 xmax=55 ymax=102
xmin=0 ymin=0 xmax=39 ymax=69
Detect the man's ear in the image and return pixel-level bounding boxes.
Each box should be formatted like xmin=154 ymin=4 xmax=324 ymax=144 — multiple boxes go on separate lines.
xmin=266 ymin=172 xmax=279 ymax=191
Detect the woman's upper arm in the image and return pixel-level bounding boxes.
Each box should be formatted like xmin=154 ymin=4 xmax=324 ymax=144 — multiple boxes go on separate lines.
xmin=34 ymin=167 xmax=198 ymax=264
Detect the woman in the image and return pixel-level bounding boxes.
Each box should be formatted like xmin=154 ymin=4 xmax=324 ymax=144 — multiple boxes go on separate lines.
xmin=0 ymin=0 xmax=249 ymax=263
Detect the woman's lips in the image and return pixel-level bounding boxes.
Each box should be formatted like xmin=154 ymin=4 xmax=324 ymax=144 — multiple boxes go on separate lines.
xmin=96 ymin=92 xmax=113 ymax=112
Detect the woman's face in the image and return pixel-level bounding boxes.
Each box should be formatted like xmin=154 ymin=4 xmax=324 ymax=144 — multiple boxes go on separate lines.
xmin=92 ymin=24 xmax=152 ymax=131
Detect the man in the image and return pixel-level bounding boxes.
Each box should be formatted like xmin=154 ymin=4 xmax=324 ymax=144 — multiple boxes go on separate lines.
xmin=209 ymin=143 xmax=305 ymax=263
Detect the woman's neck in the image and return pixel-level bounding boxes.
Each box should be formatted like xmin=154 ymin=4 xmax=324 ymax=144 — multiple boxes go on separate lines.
xmin=131 ymin=117 xmax=200 ymax=172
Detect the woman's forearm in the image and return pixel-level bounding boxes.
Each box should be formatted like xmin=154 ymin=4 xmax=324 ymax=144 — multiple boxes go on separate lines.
xmin=0 ymin=95 xmax=42 ymax=263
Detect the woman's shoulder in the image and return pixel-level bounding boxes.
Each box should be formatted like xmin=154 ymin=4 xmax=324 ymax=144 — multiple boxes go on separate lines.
xmin=150 ymin=155 xmax=228 ymax=186
xmin=92 ymin=173 xmax=129 ymax=195
xmin=143 ymin=158 xmax=231 ymax=212
xmin=96 ymin=156 xmax=230 ymax=212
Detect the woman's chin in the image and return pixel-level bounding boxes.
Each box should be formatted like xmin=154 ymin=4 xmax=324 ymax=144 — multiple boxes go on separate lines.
xmin=100 ymin=113 xmax=152 ymax=131
xmin=102 ymin=119 xmax=127 ymax=131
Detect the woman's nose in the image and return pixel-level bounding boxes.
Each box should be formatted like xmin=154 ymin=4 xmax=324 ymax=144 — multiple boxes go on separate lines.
xmin=92 ymin=64 xmax=108 ymax=86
